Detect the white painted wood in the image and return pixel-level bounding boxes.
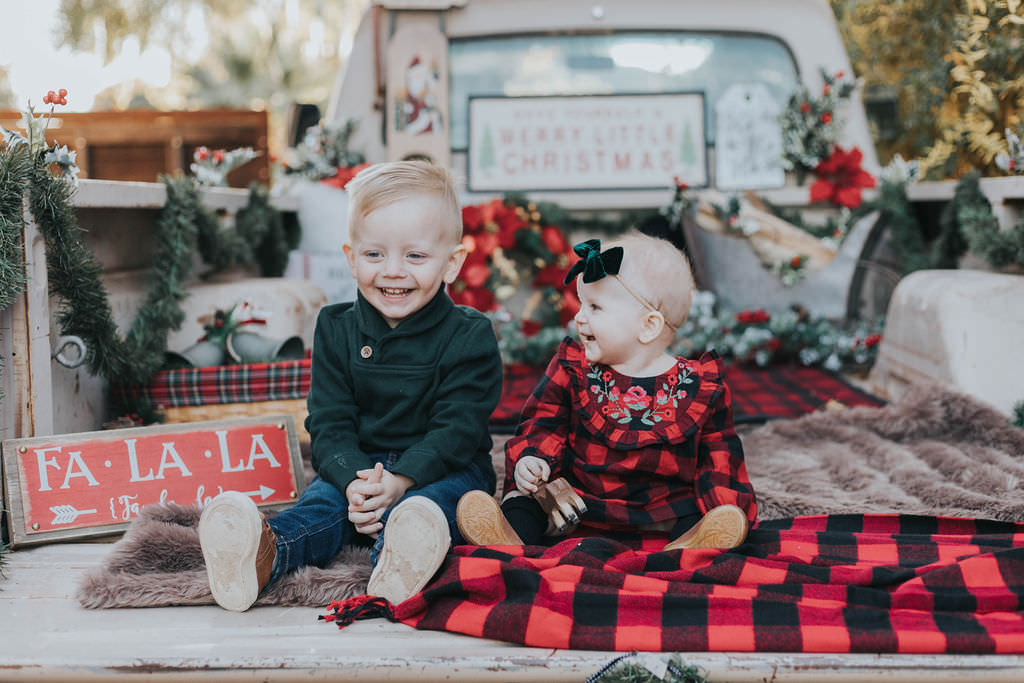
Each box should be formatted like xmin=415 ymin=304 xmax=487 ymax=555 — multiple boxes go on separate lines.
xmin=23 ymin=213 xmax=54 ymax=437
xmin=73 ymin=179 xmax=300 ymax=213
xmin=0 ymin=543 xmax=1021 ymax=681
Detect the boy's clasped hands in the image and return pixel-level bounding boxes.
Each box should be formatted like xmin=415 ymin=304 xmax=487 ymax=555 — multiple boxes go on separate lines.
xmin=347 ymin=463 xmax=414 ymax=537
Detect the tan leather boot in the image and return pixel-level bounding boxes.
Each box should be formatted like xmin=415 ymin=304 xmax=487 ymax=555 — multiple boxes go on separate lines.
xmin=367 ymin=496 xmax=451 ymax=605
xmin=199 ymin=491 xmax=277 ymax=611
xmin=663 ymin=504 xmax=749 ymax=551
xmin=456 ymin=490 xmax=523 ymax=546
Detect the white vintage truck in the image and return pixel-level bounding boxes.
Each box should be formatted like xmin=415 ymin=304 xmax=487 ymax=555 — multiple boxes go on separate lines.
xmin=320 ymin=0 xmax=1023 ymax=415
xmin=0 ymin=1 xmax=1022 ymax=680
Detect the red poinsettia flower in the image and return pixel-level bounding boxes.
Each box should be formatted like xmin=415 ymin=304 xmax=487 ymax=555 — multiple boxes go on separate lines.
xmin=810 ymin=146 xmax=876 ymax=209
xmin=449 ymin=280 xmax=496 ymax=311
xmin=533 ymin=262 xmax=570 ymax=289
xmin=558 ymin=282 xmax=581 ymax=327
xmin=521 ymin=319 xmax=543 ymax=337
xmin=492 ymin=204 xmax=525 ymax=250
xmin=863 ymin=333 xmax=882 ymax=348
xmin=540 ymin=225 xmax=571 ymax=256
xmin=320 ymin=162 xmax=372 ymax=190
xmin=462 ymin=199 xmax=505 ymax=235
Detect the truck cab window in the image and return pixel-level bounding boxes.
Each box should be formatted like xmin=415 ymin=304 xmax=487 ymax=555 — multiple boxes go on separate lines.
xmin=449 ymin=32 xmax=799 ymax=151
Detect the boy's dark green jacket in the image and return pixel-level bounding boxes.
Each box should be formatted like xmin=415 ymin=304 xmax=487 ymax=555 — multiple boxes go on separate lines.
xmin=305 ymin=288 xmax=502 ymax=495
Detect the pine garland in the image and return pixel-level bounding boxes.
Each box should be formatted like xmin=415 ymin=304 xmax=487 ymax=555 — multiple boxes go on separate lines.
xmin=865 ymin=178 xmax=930 ymax=274
xmin=5 ymin=145 xmax=293 ymax=391
xmin=0 ymin=141 xmax=31 ymax=407
xmin=588 ymin=654 xmax=707 ymax=683
xmin=931 ymin=174 xmax=973 ymax=268
xmin=241 ymin=183 xmax=301 ymax=276
xmin=955 ymin=172 xmax=1024 ymax=269
xmin=29 ymin=169 xmax=200 ymax=386
xmin=0 ymin=142 xmax=29 ymax=310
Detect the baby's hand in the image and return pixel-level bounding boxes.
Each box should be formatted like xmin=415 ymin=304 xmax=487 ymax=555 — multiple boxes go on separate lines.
xmin=514 ymin=456 xmax=550 ymax=494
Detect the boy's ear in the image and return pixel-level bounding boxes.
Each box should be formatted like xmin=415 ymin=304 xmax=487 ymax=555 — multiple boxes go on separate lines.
xmin=443 ymin=242 xmax=468 ymax=284
xmin=343 ymin=243 xmax=355 ymax=269
xmin=637 ymin=310 xmax=666 ymax=344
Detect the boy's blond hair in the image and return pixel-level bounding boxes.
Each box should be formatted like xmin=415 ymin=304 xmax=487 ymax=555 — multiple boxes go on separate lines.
xmin=345 ymin=160 xmax=462 ymax=244
xmin=606 ymin=232 xmax=695 ymax=330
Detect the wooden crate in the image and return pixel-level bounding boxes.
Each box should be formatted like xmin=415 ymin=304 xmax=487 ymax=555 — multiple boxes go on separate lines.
xmin=162 ymin=398 xmax=310 ymax=453
xmin=0 ymin=109 xmax=270 ymax=187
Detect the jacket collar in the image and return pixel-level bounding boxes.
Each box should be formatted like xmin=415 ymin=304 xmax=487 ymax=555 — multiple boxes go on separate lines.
xmin=354 ymin=286 xmax=454 ymax=340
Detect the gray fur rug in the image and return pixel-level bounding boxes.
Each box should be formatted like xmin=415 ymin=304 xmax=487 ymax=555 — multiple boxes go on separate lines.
xmin=77 ymin=383 xmax=1024 ymax=609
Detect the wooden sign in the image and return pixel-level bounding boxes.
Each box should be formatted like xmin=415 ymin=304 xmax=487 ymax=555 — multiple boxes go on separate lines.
xmin=386 ymin=22 xmax=450 ymax=164
xmin=467 ymin=92 xmax=707 ymax=192
xmin=2 ymin=415 xmax=305 ymax=547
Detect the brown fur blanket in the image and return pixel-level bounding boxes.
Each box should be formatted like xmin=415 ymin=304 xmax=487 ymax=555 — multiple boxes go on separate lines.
xmin=77 ymin=383 xmax=1024 ymax=609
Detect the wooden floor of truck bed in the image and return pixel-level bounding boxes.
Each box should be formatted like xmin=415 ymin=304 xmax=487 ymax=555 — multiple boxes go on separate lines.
xmin=2 ymin=543 xmax=1022 ymax=682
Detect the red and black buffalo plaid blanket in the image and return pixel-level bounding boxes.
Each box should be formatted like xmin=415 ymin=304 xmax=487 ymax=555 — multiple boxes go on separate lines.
xmin=324 ymin=514 xmax=1024 ymax=654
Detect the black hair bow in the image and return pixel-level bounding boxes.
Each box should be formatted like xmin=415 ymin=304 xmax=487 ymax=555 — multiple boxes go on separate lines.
xmin=563 ymin=239 xmax=624 ymax=285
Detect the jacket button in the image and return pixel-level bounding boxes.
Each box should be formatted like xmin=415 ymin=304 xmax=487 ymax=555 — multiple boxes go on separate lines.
xmin=360 ymin=345 xmax=373 ymax=359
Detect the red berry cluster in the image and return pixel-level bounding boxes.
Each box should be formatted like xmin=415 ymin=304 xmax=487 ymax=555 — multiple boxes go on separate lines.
xmin=42 ymin=88 xmax=68 ymax=106
xmin=194 ymin=146 xmax=227 ymax=163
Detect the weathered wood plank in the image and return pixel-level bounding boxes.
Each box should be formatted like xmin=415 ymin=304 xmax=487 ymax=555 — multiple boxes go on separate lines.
xmin=0 ymin=543 xmax=1022 ymax=682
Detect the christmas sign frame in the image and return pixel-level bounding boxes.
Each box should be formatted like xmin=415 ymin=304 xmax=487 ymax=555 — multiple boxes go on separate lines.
xmin=2 ymin=415 xmax=305 ymax=547
xmin=467 ymin=92 xmax=707 ymax=192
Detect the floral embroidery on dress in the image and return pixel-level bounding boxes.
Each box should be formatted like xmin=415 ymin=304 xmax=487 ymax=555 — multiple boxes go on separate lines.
xmin=587 ymin=360 xmax=696 ymax=426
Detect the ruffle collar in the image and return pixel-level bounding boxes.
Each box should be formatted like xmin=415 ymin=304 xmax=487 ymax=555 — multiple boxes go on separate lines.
xmin=557 ymin=339 xmax=725 ymax=448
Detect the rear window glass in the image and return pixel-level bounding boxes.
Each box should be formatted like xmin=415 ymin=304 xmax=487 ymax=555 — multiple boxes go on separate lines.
xmin=449 ymin=31 xmax=799 ymax=151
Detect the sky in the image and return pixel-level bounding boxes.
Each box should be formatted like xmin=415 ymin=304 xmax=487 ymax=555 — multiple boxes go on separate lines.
xmin=2 ymin=0 xmax=177 ymax=111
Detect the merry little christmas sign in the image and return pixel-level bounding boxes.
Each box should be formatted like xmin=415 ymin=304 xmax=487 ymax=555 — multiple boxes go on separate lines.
xmin=468 ymin=92 xmax=707 ymax=192
xmin=2 ymin=416 xmax=305 ymax=547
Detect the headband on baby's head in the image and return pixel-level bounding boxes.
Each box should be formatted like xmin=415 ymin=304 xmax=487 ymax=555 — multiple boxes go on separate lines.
xmin=564 ymin=238 xmax=678 ymax=331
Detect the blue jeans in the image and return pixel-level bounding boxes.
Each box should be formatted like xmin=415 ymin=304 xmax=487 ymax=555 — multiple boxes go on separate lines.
xmin=265 ymin=452 xmax=490 ymax=587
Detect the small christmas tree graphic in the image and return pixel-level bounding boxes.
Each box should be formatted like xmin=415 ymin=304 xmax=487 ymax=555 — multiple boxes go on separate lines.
xmin=479 ymin=125 xmax=496 ymax=171
xmin=680 ymin=120 xmax=697 ymax=167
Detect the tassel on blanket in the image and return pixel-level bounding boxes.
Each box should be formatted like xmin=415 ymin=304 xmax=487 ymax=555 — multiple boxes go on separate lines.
xmin=320 ymin=594 xmax=395 ymax=628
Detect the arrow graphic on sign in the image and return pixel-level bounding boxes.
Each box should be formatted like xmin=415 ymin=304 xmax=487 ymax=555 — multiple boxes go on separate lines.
xmin=243 ymin=485 xmax=276 ymax=501
xmin=50 ymin=504 xmax=98 ymax=525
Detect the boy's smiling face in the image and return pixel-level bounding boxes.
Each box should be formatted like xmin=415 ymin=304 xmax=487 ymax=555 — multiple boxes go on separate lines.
xmin=344 ymin=194 xmax=466 ymax=328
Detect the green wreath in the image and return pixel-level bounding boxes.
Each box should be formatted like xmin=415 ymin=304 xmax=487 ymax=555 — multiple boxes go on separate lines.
xmin=1 ymin=138 xmax=296 ymax=397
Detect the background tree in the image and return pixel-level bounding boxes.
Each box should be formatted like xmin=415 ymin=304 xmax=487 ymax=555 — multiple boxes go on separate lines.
xmin=830 ymin=0 xmax=1023 ymax=178
xmin=0 ymin=67 xmax=15 ymax=109
xmin=57 ymin=0 xmax=370 ymax=151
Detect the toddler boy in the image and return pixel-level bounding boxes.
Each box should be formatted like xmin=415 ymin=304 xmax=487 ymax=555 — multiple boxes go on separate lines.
xmin=200 ymin=160 xmax=502 ymax=610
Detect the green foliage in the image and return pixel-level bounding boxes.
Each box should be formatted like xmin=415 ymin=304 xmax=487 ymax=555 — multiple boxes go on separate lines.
xmin=865 ymin=179 xmax=930 ymax=274
xmin=0 ymin=141 xmax=29 ymax=311
xmin=57 ymin=0 xmax=370 ymax=127
xmin=830 ymin=0 xmax=1024 ymax=176
xmin=830 ymin=1 xmax=956 ymax=163
xmin=931 ymin=177 xmax=974 ymax=269
xmin=242 ymin=183 xmax=300 ymax=276
xmin=778 ymin=69 xmax=857 ymax=181
xmin=673 ymin=296 xmax=884 ymax=372
xmin=7 ymin=136 xmax=292 ymax=391
xmin=590 ymin=654 xmax=708 ymax=683
xmin=1012 ymin=401 xmax=1024 ymax=430
xmin=956 ymin=173 xmax=1024 ymax=269
xmin=0 ymin=66 xmax=15 ymax=109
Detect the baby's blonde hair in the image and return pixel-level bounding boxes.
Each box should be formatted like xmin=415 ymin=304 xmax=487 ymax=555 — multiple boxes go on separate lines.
xmin=605 ymin=232 xmax=695 ymax=329
xmin=345 ymin=160 xmax=462 ymax=244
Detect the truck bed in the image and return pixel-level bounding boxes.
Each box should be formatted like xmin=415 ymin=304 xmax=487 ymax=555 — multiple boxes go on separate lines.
xmin=3 ymin=543 xmax=1022 ymax=682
